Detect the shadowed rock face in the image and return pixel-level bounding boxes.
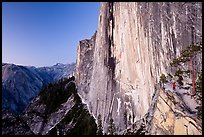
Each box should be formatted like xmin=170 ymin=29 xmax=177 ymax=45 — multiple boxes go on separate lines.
xmin=2 ymin=77 xmax=97 ymax=135
xmin=2 ymin=64 xmax=46 ymax=114
xmin=2 ymin=110 xmax=34 ymax=135
xmin=22 ymin=77 xmax=97 ymax=135
xmin=76 ymin=2 xmax=202 ymax=133
xmin=75 ymin=32 xmax=97 ymax=99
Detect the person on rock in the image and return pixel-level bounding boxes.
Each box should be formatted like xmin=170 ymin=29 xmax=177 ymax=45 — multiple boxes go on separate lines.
xmin=173 ymin=82 xmax=176 ymax=91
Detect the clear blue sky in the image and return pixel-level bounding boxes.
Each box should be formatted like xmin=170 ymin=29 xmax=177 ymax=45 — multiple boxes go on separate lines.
xmin=2 ymin=2 xmax=100 ymax=67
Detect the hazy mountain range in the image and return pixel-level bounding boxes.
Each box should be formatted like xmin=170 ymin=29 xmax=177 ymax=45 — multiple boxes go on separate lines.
xmin=2 ymin=63 xmax=75 ymax=114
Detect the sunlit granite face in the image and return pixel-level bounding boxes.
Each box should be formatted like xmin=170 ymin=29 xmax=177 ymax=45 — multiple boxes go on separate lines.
xmin=76 ymin=2 xmax=202 ymax=134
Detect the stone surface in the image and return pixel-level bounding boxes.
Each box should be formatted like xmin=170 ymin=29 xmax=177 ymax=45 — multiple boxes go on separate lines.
xmin=150 ymin=90 xmax=202 ymax=135
xmin=75 ymin=32 xmax=96 ymax=100
xmin=75 ymin=2 xmax=202 ymax=133
xmin=119 ymin=88 xmax=201 ymax=135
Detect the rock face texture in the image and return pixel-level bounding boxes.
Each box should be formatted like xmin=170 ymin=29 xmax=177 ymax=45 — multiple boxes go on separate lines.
xmin=119 ymin=87 xmax=202 ymax=135
xmin=76 ymin=32 xmax=96 ymax=99
xmin=150 ymin=90 xmax=202 ymax=135
xmin=76 ymin=2 xmax=202 ymax=133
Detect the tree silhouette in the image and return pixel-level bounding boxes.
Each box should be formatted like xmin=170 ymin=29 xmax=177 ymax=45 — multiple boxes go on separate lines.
xmin=170 ymin=42 xmax=202 ymax=95
xmin=160 ymin=73 xmax=167 ymax=89
xmin=96 ymin=114 xmax=103 ymax=135
xmin=107 ymin=117 xmax=116 ymax=135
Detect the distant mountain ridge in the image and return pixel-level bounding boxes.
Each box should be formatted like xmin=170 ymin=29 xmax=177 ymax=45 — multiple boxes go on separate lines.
xmin=37 ymin=62 xmax=75 ymax=82
xmin=2 ymin=62 xmax=75 ymax=114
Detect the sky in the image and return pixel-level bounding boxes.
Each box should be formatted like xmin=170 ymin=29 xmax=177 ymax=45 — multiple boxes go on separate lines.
xmin=2 ymin=2 xmax=100 ymax=67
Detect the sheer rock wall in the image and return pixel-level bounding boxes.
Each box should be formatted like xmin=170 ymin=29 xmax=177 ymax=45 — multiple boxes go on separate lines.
xmin=76 ymin=2 xmax=202 ymax=133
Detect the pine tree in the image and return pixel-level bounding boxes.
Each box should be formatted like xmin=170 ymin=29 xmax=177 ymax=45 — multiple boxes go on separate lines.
xmin=108 ymin=118 xmax=116 ymax=135
xmin=160 ymin=73 xmax=167 ymax=89
xmin=170 ymin=42 xmax=202 ymax=95
xmin=96 ymin=114 xmax=103 ymax=135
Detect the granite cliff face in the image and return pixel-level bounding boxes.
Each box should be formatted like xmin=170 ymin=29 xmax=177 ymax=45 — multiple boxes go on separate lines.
xmin=76 ymin=2 xmax=202 ymax=134
xmin=120 ymin=87 xmax=202 ymax=135
xmin=76 ymin=32 xmax=96 ymax=98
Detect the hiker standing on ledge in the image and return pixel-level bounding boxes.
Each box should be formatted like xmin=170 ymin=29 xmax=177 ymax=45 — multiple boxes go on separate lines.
xmin=173 ymin=82 xmax=176 ymax=90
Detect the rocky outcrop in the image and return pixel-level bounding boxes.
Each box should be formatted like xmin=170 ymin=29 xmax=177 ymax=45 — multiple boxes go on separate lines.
xmin=120 ymin=90 xmax=202 ymax=135
xmin=76 ymin=2 xmax=202 ymax=133
xmin=75 ymin=32 xmax=96 ymax=100
xmin=150 ymin=89 xmax=202 ymax=135
xmin=120 ymin=88 xmax=202 ymax=135
xmin=22 ymin=77 xmax=97 ymax=135
xmin=2 ymin=76 xmax=97 ymax=135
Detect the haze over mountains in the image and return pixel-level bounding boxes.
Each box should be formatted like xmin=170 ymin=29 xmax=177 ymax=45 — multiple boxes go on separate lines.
xmin=2 ymin=63 xmax=75 ymax=114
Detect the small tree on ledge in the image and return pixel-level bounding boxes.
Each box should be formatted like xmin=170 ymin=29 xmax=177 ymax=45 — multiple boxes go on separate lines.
xmin=160 ymin=73 xmax=168 ymax=89
xmin=108 ymin=117 xmax=117 ymax=135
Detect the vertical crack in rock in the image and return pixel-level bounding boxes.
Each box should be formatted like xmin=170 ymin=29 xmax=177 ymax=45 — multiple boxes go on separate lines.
xmin=106 ymin=1 xmax=117 ymax=125
xmin=75 ymin=2 xmax=202 ymax=134
xmin=107 ymin=2 xmax=115 ymax=82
